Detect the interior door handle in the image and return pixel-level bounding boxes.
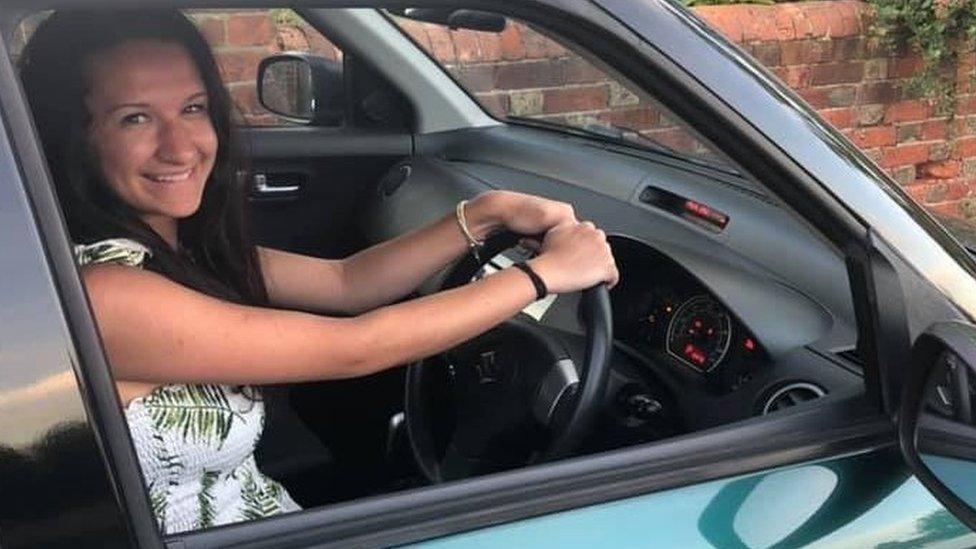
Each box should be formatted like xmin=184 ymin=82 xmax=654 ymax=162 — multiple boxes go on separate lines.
xmin=252 ymin=173 xmax=301 ymax=196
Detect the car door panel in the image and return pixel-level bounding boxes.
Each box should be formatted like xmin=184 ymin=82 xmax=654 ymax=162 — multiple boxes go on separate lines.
xmin=242 ymin=126 xmax=411 ymax=258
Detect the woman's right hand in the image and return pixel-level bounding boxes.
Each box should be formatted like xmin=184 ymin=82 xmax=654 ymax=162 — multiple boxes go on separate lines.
xmin=527 ymin=221 xmax=619 ymax=294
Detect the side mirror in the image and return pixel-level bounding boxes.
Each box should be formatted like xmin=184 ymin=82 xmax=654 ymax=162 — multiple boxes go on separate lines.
xmin=900 ymin=321 xmax=976 ymax=529
xmin=257 ymin=53 xmax=344 ymax=126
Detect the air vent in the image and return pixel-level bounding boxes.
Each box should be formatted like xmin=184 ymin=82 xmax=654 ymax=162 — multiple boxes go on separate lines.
xmin=761 ymin=382 xmax=826 ymax=415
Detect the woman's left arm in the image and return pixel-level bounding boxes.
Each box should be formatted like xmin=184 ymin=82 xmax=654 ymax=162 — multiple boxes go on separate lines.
xmin=259 ymin=190 xmax=577 ymax=315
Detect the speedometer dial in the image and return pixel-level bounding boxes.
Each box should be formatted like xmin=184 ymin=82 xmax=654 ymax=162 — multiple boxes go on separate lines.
xmin=666 ymin=295 xmax=732 ymax=373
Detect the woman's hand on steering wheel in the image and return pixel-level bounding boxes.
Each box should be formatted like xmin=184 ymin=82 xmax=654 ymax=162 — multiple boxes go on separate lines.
xmin=466 ymin=190 xmax=619 ymax=294
xmin=529 ymin=221 xmax=619 ymax=293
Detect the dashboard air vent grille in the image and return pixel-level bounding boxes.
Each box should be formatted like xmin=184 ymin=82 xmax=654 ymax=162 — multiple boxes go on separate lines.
xmin=761 ymin=382 xmax=826 ymax=415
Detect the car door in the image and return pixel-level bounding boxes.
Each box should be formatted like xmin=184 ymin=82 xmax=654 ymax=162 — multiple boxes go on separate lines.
xmin=4 ymin=1 xmax=976 ymax=549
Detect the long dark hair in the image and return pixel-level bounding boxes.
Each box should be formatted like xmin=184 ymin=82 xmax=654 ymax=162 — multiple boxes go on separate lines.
xmin=19 ymin=10 xmax=267 ymax=305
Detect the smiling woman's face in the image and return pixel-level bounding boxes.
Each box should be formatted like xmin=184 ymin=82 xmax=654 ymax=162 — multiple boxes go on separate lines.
xmin=85 ymin=39 xmax=217 ymax=241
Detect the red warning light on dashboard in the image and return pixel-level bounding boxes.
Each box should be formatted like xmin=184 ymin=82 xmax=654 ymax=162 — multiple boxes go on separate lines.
xmin=683 ymin=343 xmax=706 ymax=365
xmin=683 ymin=200 xmax=729 ymax=230
xmin=743 ymin=338 xmax=756 ymax=351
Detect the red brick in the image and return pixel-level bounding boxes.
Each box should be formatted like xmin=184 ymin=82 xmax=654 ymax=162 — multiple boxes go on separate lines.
xmin=820 ymin=107 xmax=855 ymax=129
xmin=859 ymin=81 xmax=900 ymax=104
xmin=494 ymin=60 xmax=562 ymax=90
xmin=452 ymin=65 xmax=495 ymax=93
xmin=773 ymin=66 xmax=810 ymax=89
xmin=521 ymin=27 xmax=551 ymax=59
xmin=838 ymin=1 xmax=865 ymax=34
xmin=885 ymin=101 xmax=932 ymax=123
xmin=499 ymin=24 xmax=525 ymax=60
xmin=216 ymin=48 xmax=268 ymax=85
xmin=741 ymin=7 xmax=776 ymax=42
xmin=749 ymin=42 xmax=781 ymax=66
xmin=543 ymin=85 xmax=609 ymax=114
xmin=921 ymin=120 xmax=949 ymax=141
xmin=830 ymin=37 xmax=862 ymax=62
xmin=904 ymin=183 xmax=930 ymax=202
xmin=226 ymin=13 xmax=275 ymax=47
xmin=891 ymin=56 xmax=924 ymax=79
xmin=881 ymin=142 xmax=932 ymax=168
xmin=799 ymin=88 xmax=830 ymax=109
xmin=801 ymin=86 xmax=855 ymax=108
xmin=451 ymin=30 xmax=481 ymax=63
xmin=845 ymin=126 xmax=896 ymax=148
xmin=781 ymin=39 xmax=832 ymax=65
xmin=601 ymin=107 xmax=661 ymax=131
xmin=926 ymin=201 xmax=961 ymax=217
xmin=695 ymin=7 xmax=744 ymax=42
xmin=425 ymin=25 xmax=456 ymax=63
xmin=921 ymin=180 xmax=971 ymax=202
xmin=476 ymin=32 xmax=502 ymax=63
xmin=562 ymin=58 xmax=607 ymax=84
xmin=835 ymin=2 xmax=863 ymax=36
xmin=919 ymin=160 xmax=961 ymax=179
xmin=947 ymin=181 xmax=973 ymax=200
xmin=774 ymin=7 xmax=798 ymax=41
xmin=810 ymin=62 xmax=863 ymax=85
xmin=956 ymin=95 xmax=976 ymax=116
xmin=956 ymin=136 xmax=976 ymax=157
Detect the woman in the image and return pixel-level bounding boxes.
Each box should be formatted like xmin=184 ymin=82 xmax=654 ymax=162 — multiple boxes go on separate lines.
xmin=19 ymin=9 xmax=618 ymax=534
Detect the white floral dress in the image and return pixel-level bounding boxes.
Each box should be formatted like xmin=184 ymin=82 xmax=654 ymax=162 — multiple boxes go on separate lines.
xmin=76 ymin=238 xmax=300 ymax=534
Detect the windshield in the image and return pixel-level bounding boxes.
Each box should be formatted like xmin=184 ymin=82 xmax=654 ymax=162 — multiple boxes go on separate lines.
xmin=386 ymin=11 xmax=735 ymax=172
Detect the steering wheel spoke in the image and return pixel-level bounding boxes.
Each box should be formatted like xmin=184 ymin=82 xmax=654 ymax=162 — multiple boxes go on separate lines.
xmin=532 ymin=358 xmax=580 ymax=427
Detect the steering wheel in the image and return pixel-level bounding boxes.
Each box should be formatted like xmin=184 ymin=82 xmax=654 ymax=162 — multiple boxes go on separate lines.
xmin=405 ymin=232 xmax=613 ymax=483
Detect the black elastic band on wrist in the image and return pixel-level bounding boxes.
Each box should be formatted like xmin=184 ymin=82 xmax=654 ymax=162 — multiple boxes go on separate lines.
xmin=513 ymin=261 xmax=548 ymax=301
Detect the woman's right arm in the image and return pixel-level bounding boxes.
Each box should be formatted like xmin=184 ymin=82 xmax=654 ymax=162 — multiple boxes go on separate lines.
xmin=84 ymin=221 xmax=617 ymax=385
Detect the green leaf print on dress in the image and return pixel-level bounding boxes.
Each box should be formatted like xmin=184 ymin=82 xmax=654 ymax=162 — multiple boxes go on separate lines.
xmin=143 ymin=385 xmax=245 ymax=449
xmin=197 ymin=470 xmax=221 ymax=529
xmin=239 ymin=468 xmax=283 ymax=521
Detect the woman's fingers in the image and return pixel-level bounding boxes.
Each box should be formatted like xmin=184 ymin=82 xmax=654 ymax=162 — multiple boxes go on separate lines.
xmin=529 ymin=219 xmax=617 ymax=294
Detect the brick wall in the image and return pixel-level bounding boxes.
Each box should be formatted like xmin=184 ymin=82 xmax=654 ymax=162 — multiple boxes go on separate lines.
xmin=695 ymin=1 xmax=976 ymax=219
xmin=192 ymin=7 xmax=976 ymax=219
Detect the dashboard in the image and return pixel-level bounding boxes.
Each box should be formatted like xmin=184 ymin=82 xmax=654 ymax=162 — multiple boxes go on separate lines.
xmin=362 ymin=126 xmax=867 ymax=450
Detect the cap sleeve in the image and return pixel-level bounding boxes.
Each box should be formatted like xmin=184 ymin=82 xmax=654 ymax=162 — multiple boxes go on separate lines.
xmin=74 ymin=238 xmax=152 ymax=268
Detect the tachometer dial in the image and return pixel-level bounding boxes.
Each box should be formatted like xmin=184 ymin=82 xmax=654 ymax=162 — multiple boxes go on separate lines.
xmin=666 ymin=295 xmax=732 ymax=373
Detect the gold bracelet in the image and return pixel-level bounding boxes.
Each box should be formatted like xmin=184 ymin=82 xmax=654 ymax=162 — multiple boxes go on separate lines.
xmin=456 ymin=200 xmax=484 ymax=262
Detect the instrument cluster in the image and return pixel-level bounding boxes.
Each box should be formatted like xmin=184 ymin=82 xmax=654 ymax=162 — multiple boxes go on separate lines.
xmin=610 ymin=238 xmax=769 ymax=393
